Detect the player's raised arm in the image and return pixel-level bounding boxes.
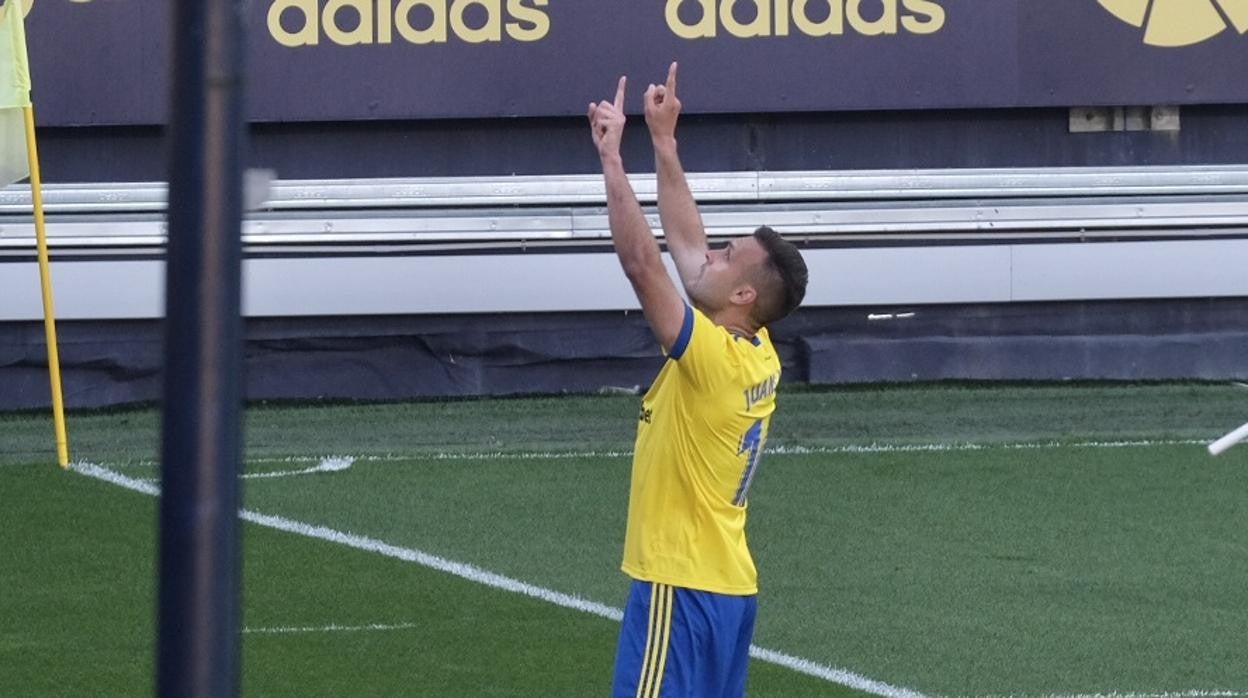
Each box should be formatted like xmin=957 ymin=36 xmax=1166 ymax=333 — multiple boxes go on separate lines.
xmin=644 ymin=62 xmax=708 ymax=292
xmin=589 ymin=76 xmax=686 ymax=353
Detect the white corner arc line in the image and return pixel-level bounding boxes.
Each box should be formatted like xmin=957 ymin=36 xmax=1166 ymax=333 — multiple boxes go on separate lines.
xmin=70 ymin=461 xmax=927 ymax=698
xmin=242 ymin=456 xmax=355 ymax=480
xmin=125 ymin=456 xmax=356 ymax=484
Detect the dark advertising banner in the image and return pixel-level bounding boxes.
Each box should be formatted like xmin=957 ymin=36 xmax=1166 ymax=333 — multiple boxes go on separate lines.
xmin=23 ymin=0 xmax=1248 ymax=126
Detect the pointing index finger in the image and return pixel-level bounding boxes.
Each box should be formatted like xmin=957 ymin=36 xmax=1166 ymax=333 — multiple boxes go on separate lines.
xmin=614 ymin=76 xmax=627 ymax=112
xmin=666 ymin=61 xmax=678 ymax=95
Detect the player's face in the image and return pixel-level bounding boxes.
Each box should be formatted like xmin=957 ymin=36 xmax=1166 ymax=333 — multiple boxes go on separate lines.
xmin=688 ymin=235 xmax=766 ymax=312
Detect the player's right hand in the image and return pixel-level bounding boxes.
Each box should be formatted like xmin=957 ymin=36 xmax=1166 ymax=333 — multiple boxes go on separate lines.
xmin=589 ymin=76 xmax=628 ymax=159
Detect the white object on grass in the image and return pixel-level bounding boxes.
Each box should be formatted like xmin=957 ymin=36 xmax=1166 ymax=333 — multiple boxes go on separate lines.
xmin=244 ymin=168 xmax=276 ymax=211
xmin=1208 ymin=421 xmax=1248 ymax=456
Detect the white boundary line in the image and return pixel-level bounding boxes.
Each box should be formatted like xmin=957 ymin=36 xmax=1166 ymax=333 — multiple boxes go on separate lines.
xmin=981 ymin=692 xmax=1245 ymax=698
xmin=244 ymin=622 xmax=419 ymax=635
xmin=102 ymin=438 xmax=1211 ymax=471
xmin=71 ymin=461 xmax=927 ymax=698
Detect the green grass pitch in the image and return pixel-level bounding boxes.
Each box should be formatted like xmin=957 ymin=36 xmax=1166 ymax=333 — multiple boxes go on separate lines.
xmin=2 ymin=383 xmax=1246 ymax=696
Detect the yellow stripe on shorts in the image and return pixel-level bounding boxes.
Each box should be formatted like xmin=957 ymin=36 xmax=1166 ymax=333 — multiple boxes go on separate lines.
xmin=637 ymin=584 xmax=674 ymax=698
xmin=634 ymin=583 xmax=659 ymax=698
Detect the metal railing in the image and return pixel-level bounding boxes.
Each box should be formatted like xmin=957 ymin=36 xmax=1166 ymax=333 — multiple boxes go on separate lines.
xmin=2 ymin=166 xmax=1248 ymax=254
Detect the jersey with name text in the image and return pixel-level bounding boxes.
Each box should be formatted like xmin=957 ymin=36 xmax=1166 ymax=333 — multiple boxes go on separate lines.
xmin=621 ymin=304 xmax=781 ymax=595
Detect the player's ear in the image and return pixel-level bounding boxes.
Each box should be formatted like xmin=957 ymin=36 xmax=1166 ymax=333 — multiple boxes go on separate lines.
xmin=730 ymin=284 xmax=757 ymax=307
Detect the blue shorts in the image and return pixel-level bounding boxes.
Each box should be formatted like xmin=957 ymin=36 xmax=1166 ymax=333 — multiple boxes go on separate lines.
xmin=612 ymin=580 xmax=757 ymax=698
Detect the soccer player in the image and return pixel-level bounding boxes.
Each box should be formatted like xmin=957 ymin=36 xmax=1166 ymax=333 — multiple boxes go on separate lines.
xmin=587 ymin=63 xmax=809 ymax=698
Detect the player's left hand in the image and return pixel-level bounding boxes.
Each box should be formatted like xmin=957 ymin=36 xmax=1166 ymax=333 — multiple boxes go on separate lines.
xmin=644 ymin=62 xmax=681 ymax=143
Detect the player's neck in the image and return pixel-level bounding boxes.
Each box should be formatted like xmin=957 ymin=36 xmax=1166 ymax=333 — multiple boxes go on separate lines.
xmin=709 ymin=307 xmax=760 ymax=340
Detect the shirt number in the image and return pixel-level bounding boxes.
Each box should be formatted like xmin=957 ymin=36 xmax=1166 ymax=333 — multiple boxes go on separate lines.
xmin=733 ymin=419 xmax=766 ymax=506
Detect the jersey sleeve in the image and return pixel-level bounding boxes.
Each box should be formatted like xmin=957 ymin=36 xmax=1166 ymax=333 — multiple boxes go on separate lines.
xmin=668 ymin=304 xmax=736 ymax=391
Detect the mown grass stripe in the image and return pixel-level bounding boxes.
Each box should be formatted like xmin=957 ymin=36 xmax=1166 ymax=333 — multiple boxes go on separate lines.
xmin=71 ymin=461 xmax=929 ymax=698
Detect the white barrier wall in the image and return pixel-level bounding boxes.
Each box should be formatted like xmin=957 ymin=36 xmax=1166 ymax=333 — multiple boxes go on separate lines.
xmin=2 ymin=239 xmax=1247 ymax=321
xmin=3 ymin=168 xmax=1247 ymax=320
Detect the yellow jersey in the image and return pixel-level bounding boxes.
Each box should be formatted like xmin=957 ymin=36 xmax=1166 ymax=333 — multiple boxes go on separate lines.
xmin=621 ymin=305 xmax=781 ymax=595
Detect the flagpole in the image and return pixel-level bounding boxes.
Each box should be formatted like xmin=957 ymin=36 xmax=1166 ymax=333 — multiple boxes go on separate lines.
xmin=24 ymin=104 xmax=68 ymax=468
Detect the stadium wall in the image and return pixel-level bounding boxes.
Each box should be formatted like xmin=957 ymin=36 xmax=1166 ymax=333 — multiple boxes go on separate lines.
xmin=7 ymin=3 xmax=1248 ymax=410
xmin=1 ymin=298 xmax=1246 ymax=411
xmin=3 ymin=163 xmax=1247 ymax=409
xmin=30 ymin=105 xmax=1248 ymax=184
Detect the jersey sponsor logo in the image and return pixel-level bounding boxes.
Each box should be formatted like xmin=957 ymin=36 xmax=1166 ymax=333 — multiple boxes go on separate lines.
xmin=638 ymin=406 xmax=654 ymax=424
xmin=1097 ymin=0 xmax=1248 ymax=47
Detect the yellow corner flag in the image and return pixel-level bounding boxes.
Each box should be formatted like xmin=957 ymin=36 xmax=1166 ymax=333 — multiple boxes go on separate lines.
xmin=2 ymin=0 xmax=70 ymax=467
xmin=0 ymin=0 xmax=31 ymax=185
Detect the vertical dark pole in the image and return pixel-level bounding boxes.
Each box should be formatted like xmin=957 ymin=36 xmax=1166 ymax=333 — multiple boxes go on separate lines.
xmin=159 ymin=0 xmax=247 ymax=695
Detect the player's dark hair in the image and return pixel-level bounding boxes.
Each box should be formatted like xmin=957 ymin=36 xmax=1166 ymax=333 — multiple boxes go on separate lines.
xmin=751 ymin=226 xmax=808 ymax=326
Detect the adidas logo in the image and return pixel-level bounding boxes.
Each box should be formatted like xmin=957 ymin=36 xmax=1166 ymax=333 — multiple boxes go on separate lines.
xmin=664 ymin=0 xmax=946 ymax=39
xmin=1098 ymin=0 xmax=1248 ymax=47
